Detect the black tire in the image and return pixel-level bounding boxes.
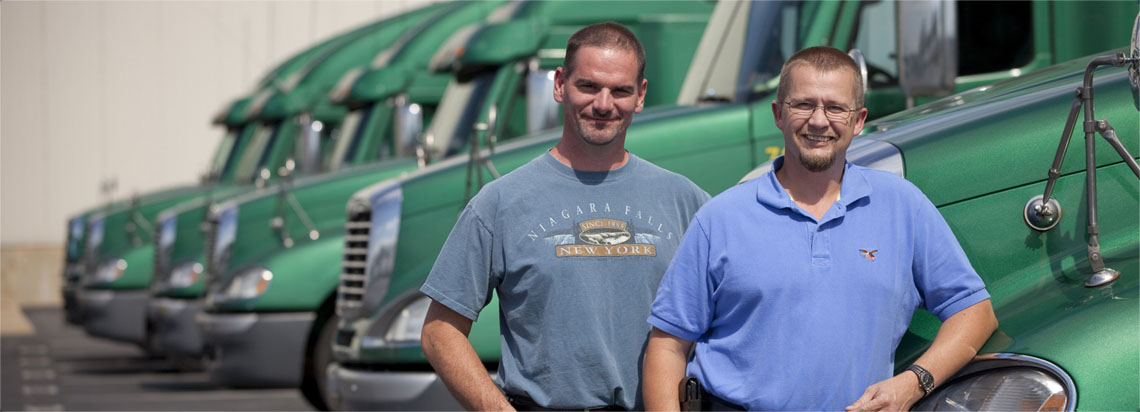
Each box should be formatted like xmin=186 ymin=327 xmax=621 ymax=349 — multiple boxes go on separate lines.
xmin=301 ymin=306 xmax=339 ymax=411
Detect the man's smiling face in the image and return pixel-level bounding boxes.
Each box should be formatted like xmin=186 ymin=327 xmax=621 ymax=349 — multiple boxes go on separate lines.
xmin=773 ymin=65 xmax=867 ymax=172
xmin=555 ymin=46 xmax=647 ymax=147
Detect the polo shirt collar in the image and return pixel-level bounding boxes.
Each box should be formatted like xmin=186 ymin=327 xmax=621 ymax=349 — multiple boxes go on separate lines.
xmin=755 ymin=156 xmax=874 ymax=219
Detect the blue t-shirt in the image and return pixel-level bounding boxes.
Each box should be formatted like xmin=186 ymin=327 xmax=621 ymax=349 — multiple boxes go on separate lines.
xmin=422 ymin=152 xmax=708 ymax=410
xmin=649 ymin=157 xmax=989 ymax=411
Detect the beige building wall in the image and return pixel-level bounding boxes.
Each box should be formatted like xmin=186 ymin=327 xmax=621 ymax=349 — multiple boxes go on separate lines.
xmin=0 ymin=0 xmax=437 ymax=310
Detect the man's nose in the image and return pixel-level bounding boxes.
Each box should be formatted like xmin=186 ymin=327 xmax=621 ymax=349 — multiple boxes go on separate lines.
xmin=592 ymin=89 xmax=614 ymax=114
xmin=807 ymin=105 xmax=830 ymax=129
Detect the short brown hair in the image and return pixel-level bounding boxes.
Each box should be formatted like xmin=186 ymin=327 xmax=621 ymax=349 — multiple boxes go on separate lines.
xmin=777 ymin=46 xmax=864 ymax=108
xmin=563 ymin=22 xmax=646 ymax=83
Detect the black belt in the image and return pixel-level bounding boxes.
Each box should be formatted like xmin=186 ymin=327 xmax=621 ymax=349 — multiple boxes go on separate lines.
xmin=506 ymin=394 xmax=627 ymax=411
xmin=702 ymin=390 xmax=746 ymax=411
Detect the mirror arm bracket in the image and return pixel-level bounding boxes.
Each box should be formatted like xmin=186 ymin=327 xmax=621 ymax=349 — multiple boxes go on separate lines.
xmin=1025 ymin=53 xmax=1138 ymax=287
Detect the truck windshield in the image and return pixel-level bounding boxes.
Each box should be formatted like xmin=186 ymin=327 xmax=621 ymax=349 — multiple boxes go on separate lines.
xmin=207 ymin=127 xmax=240 ymax=182
xmin=742 ymin=0 xmax=808 ymax=102
xmin=231 ymin=123 xmax=281 ymax=184
xmin=421 ymin=73 xmax=494 ymax=158
xmin=323 ymin=105 xmax=372 ymax=172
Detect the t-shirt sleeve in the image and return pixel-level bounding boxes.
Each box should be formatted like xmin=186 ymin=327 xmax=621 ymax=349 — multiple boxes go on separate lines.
xmin=420 ymin=201 xmax=498 ymax=321
xmin=648 ymin=216 xmax=715 ymax=342
xmin=910 ymin=188 xmax=990 ymax=321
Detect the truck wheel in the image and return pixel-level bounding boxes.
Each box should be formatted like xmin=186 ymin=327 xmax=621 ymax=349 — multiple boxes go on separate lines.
xmin=302 ymin=310 xmax=339 ymax=411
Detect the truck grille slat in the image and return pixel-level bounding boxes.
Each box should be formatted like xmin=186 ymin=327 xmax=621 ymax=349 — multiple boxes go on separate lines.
xmin=336 ymin=210 xmax=371 ymax=318
xmin=203 ymin=219 xmax=219 ymax=288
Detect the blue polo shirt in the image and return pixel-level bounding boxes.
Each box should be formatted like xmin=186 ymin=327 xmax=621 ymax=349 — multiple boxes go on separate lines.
xmin=649 ymin=157 xmax=989 ymax=411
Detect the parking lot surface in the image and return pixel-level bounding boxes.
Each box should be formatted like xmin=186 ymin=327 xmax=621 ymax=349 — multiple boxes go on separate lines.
xmin=1 ymin=307 xmax=313 ymax=411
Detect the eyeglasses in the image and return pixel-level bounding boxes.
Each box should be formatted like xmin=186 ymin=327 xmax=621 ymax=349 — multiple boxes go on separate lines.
xmin=783 ymin=101 xmax=858 ymax=121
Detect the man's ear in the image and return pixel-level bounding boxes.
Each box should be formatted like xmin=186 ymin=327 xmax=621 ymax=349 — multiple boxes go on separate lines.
xmin=771 ymin=100 xmax=786 ymax=131
xmin=852 ymin=107 xmax=868 ymax=135
xmin=553 ymin=67 xmax=566 ymax=103
xmin=635 ymin=78 xmax=647 ymax=113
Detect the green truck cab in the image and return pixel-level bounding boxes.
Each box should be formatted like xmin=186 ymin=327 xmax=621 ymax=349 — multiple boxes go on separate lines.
xmin=75 ymin=5 xmax=448 ymax=347
xmin=741 ymin=18 xmax=1140 ymax=408
xmin=327 ymin=1 xmax=1136 ymax=410
xmin=192 ymin=2 xmax=712 ymax=410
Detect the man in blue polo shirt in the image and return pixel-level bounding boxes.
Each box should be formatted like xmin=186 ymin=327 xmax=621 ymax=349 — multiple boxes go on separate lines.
xmin=642 ymin=47 xmax=998 ymax=411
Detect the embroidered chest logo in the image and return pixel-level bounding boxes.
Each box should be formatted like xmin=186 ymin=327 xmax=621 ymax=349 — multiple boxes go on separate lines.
xmin=859 ymin=249 xmax=878 ymax=262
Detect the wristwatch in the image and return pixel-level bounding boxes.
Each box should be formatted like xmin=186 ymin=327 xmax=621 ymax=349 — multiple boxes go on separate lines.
xmin=906 ymin=364 xmax=935 ymax=397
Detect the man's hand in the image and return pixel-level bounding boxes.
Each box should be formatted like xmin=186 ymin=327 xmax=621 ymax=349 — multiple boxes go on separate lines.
xmin=844 ymin=371 xmax=924 ymax=412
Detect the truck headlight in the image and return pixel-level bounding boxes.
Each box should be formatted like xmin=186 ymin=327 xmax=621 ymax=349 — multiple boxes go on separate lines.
xmin=384 ymin=295 xmax=431 ymax=344
xmin=169 ymin=261 xmax=203 ymax=289
xmin=912 ymin=353 xmax=1074 ymax=412
xmin=90 ymin=258 xmax=126 ymax=286
xmin=213 ymin=267 xmax=272 ymax=303
xmin=360 ymin=294 xmax=430 ymax=349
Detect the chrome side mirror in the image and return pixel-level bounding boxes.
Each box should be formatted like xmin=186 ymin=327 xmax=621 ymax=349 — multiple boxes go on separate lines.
xmin=526 ymin=66 xmax=559 ymax=134
xmin=392 ymin=95 xmax=424 ymax=158
xmin=295 ymin=115 xmax=322 ymax=174
xmin=847 ymin=49 xmax=870 ymax=95
xmin=896 ymin=0 xmax=958 ymax=104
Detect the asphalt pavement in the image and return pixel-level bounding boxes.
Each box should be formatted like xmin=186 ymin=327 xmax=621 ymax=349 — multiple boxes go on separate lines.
xmin=1 ymin=307 xmax=314 ymax=411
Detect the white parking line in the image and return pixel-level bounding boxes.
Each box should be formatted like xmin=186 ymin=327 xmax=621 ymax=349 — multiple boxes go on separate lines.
xmin=23 ymin=404 xmax=64 ymax=411
xmin=69 ymin=388 xmax=302 ymax=403
xmin=21 ymin=369 xmax=58 ymax=381
xmin=21 ymin=384 xmax=59 ymax=396
xmin=20 ymin=356 xmax=52 ymax=368
xmin=19 ymin=344 xmax=50 ymax=355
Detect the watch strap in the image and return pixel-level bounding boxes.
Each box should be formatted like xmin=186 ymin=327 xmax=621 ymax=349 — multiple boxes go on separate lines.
xmin=906 ymin=364 xmax=935 ymax=397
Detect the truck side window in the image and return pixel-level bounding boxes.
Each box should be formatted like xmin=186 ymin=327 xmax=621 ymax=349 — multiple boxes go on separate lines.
xmin=500 ymin=72 xmax=529 ymax=141
xmin=850 ymin=0 xmax=899 ymax=88
xmin=956 ymin=1 xmax=1033 ymax=75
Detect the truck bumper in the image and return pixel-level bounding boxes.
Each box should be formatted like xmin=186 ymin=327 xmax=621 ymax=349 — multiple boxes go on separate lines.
xmin=197 ymin=311 xmax=314 ymax=387
xmin=147 ymin=297 xmax=203 ymax=358
xmin=78 ymin=288 xmax=148 ymax=344
xmin=327 ymin=363 xmax=470 ymax=411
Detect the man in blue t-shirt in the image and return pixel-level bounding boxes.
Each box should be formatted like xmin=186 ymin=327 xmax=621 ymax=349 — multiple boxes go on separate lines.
xmin=644 ymin=47 xmax=998 ymax=411
xmin=419 ymin=22 xmax=708 ymax=411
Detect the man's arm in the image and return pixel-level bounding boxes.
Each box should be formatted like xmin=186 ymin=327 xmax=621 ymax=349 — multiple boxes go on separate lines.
xmin=846 ymin=299 xmax=998 ymax=412
xmin=644 ymin=327 xmax=695 ymax=411
xmin=421 ymin=300 xmax=514 ymax=411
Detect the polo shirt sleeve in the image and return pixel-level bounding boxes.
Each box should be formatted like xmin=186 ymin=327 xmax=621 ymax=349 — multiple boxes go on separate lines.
xmin=420 ymin=201 xmax=499 ymax=321
xmin=649 ymin=216 xmax=716 ymax=342
xmin=910 ymin=189 xmax=990 ymax=321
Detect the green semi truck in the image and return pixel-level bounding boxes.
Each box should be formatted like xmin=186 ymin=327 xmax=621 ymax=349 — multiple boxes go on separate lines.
xmin=190 ymin=1 xmax=713 ymax=409
xmin=327 ymin=0 xmax=1137 ymax=410
xmin=75 ymin=4 xmax=448 ymax=346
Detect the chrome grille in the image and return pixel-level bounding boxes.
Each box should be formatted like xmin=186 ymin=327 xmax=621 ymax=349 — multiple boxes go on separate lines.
xmin=153 ymin=222 xmax=169 ymax=288
xmin=202 ymin=218 xmax=220 ymax=288
xmin=336 ymin=211 xmax=371 ymax=318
